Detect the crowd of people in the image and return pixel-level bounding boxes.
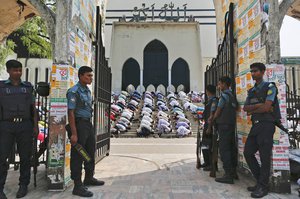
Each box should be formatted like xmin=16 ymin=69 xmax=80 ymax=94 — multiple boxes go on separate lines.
xmin=109 ymin=89 xmax=204 ymax=138
xmin=0 ymin=59 xmax=288 ymax=198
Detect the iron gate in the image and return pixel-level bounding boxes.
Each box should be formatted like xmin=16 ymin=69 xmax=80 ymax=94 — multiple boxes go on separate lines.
xmin=205 ymin=3 xmax=235 ymax=92
xmin=286 ymin=85 xmax=300 ymax=149
xmin=93 ymin=6 xmax=112 ymax=162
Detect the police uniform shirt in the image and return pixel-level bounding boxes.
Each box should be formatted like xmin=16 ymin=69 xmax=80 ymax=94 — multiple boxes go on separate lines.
xmin=217 ymin=89 xmax=233 ymax=109
xmin=67 ymin=82 xmax=92 ymax=119
xmin=244 ymin=81 xmax=277 ymax=105
xmin=3 ymin=79 xmax=35 ymax=103
xmin=208 ymin=96 xmax=218 ymax=113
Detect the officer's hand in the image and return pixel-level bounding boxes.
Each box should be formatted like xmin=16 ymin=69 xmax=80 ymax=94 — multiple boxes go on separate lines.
xmin=206 ymin=128 xmax=212 ymax=135
xmin=208 ymin=118 xmax=212 ymax=124
xmin=70 ymin=135 xmax=78 ymax=146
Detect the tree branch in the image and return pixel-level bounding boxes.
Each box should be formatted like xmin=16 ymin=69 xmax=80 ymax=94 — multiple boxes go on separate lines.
xmin=279 ymin=0 xmax=296 ymax=28
xmin=27 ymin=0 xmax=56 ymax=58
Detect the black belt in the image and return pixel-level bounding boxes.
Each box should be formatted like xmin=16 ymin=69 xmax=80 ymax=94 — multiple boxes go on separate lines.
xmin=1 ymin=118 xmax=30 ymax=123
xmin=252 ymin=120 xmax=273 ymax=124
xmin=75 ymin=117 xmax=91 ymax=122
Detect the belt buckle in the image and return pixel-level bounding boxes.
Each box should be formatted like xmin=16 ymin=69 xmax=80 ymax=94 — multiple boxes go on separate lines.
xmin=13 ymin=118 xmax=22 ymax=123
xmin=253 ymin=120 xmax=259 ymax=124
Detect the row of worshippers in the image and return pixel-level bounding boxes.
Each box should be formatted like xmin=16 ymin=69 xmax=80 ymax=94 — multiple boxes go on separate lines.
xmin=155 ymin=91 xmax=172 ymax=134
xmin=167 ymin=92 xmax=192 ymax=137
xmin=111 ymin=91 xmax=142 ymax=135
xmin=137 ymin=91 xmax=156 ymax=137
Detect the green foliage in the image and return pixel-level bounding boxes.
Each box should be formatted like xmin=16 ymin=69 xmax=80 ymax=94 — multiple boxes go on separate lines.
xmin=0 ymin=40 xmax=16 ymax=69
xmin=16 ymin=16 xmax=52 ymax=59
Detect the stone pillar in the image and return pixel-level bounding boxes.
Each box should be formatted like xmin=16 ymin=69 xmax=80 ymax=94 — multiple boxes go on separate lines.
xmin=168 ymin=69 xmax=171 ymax=87
xmin=47 ymin=0 xmax=99 ymax=191
xmin=140 ymin=69 xmax=143 ymax=90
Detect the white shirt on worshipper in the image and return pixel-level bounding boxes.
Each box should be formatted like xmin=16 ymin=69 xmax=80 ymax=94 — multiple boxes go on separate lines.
xmin=158 ymin=104 xmax=169 ymax=111
xmin=141 ymin=119 xmax=151 ymax=127
xmin=177 ymin=126 xmax=191 ymax=136
xmin=142 ymin=107 xmax=152 ymax=113
xmin=190 ymin=104 xmax=198 ymax=113
xmin=157 ymin=111 xmax=168 ymax=117
xmin=183 ymin=102 xmax=191 ymax=110
xmin=167 ymin=93 xmax=175 ymax=99
xmin=111 ymin=104 xmax=122 ymax=112
xmin=129 ymin=99 xmax=139 ymax=107
xmin=157 ymin=101 xmax=165 ymax=106
xmin=119 ymin=117 xmax=130 ymax=124
xmin=142 ymin=115 xmax=153 ymax=123
xmin=144 ymin=97 xmax=153 ymax=104
xmin=157 ymin=114 xmax=169 ymax=121
xmin=142 ymin=111 xmax=151 ymax=117
xmin=177 ymin=117 xmax=190 ymax=124
xmin=116 ymin=123 xmax=127 ymax=132
xmin=121 ymin=112 xmax=132 ymax=120
xmin=157 ymin=123 xmax=171 ymax=134
xmin=123 ymin=109 xmax=133 ymax=116
xmin=158 ymin=118 xmax=170 ymax=126
xmin=170 ymin=100 xmax=179 ymax=107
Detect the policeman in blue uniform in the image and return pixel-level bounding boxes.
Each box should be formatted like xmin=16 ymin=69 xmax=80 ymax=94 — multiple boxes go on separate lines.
xmin=243 ymin=62 xmax=279 ymax=198
xmin=201 ymin=85 xmax=218 ymax=171
xmin=212 ymin=76 xmax=238 ymax=184
xmin=67 ymin=66 xmax=104 ymax=197
xmin=0 ymin=60 xmax=38 ymax=199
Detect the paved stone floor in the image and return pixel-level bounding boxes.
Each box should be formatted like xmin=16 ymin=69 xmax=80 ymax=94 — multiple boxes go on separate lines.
xmin=3 ymin=138 xmax=299 ymax=199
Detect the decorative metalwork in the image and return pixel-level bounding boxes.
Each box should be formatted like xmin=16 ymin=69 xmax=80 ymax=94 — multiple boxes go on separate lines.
xmin=93 ymin=6 xmax=112 ymax=162
xmin=205 ymin=3 xmax=235 ymax=96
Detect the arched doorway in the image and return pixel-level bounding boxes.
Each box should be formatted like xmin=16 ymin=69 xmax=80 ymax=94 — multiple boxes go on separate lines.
xmin=171 ymin=58 xmax=190 ymax=92
xmin=122 ymin=58 xmax=140 ymax=91
xmin=143 ymin=39 xmax=168 ymax=88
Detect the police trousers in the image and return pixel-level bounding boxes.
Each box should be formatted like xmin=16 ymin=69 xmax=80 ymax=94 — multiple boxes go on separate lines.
xmin=202 ymin=124 xmax=212 ymax=165
xmin=0 ymin=121 xmax=33 ymax=190
xmin=243 ymin=121 xmax=275 ymax=189
xmin=218 ymin=124 xmax=237 ymax=173
xmin=71 ymin=120 xmax=95 ymax=185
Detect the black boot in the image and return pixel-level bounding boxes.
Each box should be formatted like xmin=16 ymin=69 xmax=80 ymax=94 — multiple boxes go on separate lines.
xmin=231 ymin=168 xmax=239 ymax=180
xmin=72 ymin=185 xmax=93 ymax=197
xmin=0 ymin=190 xmax=7 ymax=199
xmin=247 ymin=185 xmax=257 ymax=192
xmin=203 ymin=165 xmax=211 ymax=171
xmin=215 ymin=173 xmax=234 ymax=184
xmin=84 ymin=177 xmax=105 ymax=186
xmin=250 ymin=186 xmax=268 ymax=198
xmin=16 ymin=185 xmax=28 ymax=198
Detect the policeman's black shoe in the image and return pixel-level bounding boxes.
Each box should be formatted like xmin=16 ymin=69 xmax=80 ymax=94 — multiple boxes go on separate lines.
xmin=215 ymin=174 xmax=234 ymax=184
xmin=83 ymin=177 xmax=105 ymax=186
xmin=203 ymin=165 xmax=211 ymax=171
xmin=16 ymin=185 xmax=28 ymax=198
xmin=0 ymin=190 xmax=7 ymax=199
xmin=199 ymin=163 xmax=208 ymax=168
xmin=72 ymin=185 xmax=93 ymax=197
xmin=247 ymin=185 xmax=257 ymax=192
xmin=250 ymin=186 xmax=268 ymax=198
xmin=232 ymin=172 xmax=239 ymax=180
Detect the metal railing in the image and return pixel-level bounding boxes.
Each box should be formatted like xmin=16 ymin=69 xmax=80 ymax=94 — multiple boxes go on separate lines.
xmin=93 ymin=6 xmax=112 ymax=162
xmin=286 ymin=84 xmax=300 ymax=149
xmin=205 ymin=3 xmax=235 ymax=94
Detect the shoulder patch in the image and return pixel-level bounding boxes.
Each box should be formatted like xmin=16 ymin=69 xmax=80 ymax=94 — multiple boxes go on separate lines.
xmin=267 ymin=89 xmax=273 ymax=95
